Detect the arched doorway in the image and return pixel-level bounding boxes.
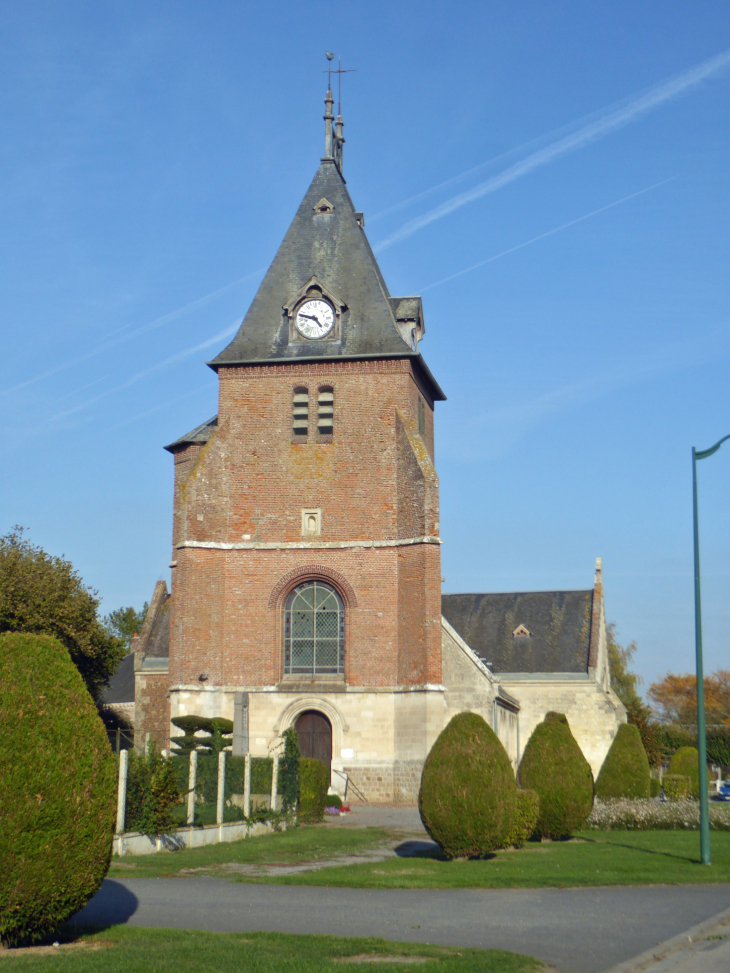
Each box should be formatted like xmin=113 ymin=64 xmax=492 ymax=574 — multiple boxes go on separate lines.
xmin=295 ymin=710 xmax=332 ymax=769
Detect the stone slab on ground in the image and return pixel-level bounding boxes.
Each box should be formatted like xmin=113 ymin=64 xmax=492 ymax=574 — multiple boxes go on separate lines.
xmin=73 ymin=879 xmax=730 ymax=973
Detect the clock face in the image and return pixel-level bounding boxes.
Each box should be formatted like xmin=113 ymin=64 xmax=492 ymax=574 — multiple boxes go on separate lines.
xmin=295 ymin=299 xmax=335 ymax=339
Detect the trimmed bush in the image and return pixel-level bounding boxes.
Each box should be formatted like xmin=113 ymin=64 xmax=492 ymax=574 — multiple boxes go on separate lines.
xmin=500 ymin=790 xmax=540 ymax=849
xmin=326 ymin=793 xmax=343 ymax=809
xmin=125 ymin=743 xmax=182 ymax=834
xmin=668 ymin=747 xmax=700 ymax=798
xmin=170 ymin=715 xmax=233 ymax=755
xmin=663 ymin=774 xmax=689 ymax=801
xmin=0 ymin=633 xmax=117 ymax=947
xmin=418 ymin=712 xmax=517 ymax=859
xmin=251 ymin=757 xmax=273 ymax=795
xmin=595 ymin=724 xmax=650 ymax=799
xmin=650 ymin=777 xmax=661 ymax=798
xmin=299 ymin=758 xmax=330 ymax=823
xmin=517 ymin=712 xmax=594 ymax=839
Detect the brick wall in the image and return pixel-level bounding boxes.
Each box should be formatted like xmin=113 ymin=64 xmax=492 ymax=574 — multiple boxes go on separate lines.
xmin=168 ymin=358 xmax=442 ymax=694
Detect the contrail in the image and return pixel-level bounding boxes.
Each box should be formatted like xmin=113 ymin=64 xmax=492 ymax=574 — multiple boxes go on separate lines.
xmin=1 ymin=269 xmax=262 ymax=397
xmin=105 ymin=384 xmax=212 ymax=431
xmin=52 ymin=323 xmax=238 ymax=420
xmin=421 ymin=178 xmax=675 ymax=292
xmin=375 ymin=47 xmax=730 ymax=252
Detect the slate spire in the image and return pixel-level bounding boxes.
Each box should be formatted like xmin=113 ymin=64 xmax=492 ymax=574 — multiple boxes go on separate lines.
xmin=208 ymin=88 xmax=444 ymax=401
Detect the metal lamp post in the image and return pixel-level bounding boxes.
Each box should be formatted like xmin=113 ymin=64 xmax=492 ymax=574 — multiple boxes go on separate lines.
xmin=692 ymin=432 xmax=730 ymax=866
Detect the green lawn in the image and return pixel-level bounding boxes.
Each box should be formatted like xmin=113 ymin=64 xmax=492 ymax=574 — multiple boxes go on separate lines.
xmin=108 ymin=825 xmax=389 ymax=878
xmin=235 ymin=830 xmax=730 ymax=889
xmin=5 ymin=927 xmax=542 ymax=973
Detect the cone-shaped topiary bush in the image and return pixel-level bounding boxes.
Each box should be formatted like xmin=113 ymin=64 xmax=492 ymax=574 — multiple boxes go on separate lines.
xmin=500 ymin=789 xmax=540 ymax=849
xmin=517 ymin=712 xmax=594 ymax=839
xmin=418 ymin=712 xmax=517 ymax=859
xmin=299 ymin=758 xmax=329 ymax=823
xmin=668 ymin=746 xmax=700 ymax=798
xmin=0 ymin=633 xmax=117 ymax=947
xmin=595 ymin=723 xmax=651 ymax=799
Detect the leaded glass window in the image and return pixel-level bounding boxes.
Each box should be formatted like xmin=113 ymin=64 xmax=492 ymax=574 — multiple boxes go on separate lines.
xmin=284 ymin=581 xmax=344 ymax=675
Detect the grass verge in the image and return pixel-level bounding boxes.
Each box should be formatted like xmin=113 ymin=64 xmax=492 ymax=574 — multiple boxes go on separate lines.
xmin=235 ymin=830 xmax=730 ymax=889
xmin=108 ymin=825 xmax=389 ymax=878
xmin=2 ymin=926 xmax=542 ymax=972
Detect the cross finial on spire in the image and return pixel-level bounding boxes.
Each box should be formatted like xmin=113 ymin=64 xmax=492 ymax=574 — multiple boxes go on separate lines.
xmin=322 ymin=54 xmax=356 ymax=172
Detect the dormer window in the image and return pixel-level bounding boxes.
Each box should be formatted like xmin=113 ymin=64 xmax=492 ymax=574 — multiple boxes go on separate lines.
xmin=513 ymin=624 xmax=531 ymax=639
xmin=313 ymin=197 xmax=335 ymax=214
xmin=292 ymin=387 xmax=309 ymax=440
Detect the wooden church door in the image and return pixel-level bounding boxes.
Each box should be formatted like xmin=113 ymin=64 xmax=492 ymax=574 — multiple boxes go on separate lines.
xmin=295 ymin=711 xmax=332 ymax=768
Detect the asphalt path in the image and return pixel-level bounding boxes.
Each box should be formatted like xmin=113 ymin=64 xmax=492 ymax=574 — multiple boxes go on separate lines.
xmin=74 ymin=879 xmax=730 ymax=973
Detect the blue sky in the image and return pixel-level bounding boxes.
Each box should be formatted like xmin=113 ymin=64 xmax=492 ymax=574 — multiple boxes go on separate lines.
xmin=1 ymin=1 xmax=729 ymax=695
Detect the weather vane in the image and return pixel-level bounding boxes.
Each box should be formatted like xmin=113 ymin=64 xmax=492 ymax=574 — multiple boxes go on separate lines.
xmin=324 ymin=53 xmax=356 ymax=114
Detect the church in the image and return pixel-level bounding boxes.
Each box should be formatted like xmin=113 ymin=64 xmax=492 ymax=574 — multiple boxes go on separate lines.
xmin=133 ymin=86 xmax=625 ymax=802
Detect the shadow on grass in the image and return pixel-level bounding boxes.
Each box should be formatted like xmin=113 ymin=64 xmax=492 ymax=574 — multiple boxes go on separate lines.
xmin=393 ymin=840 xmax=499 ymax=862
xmin=579 ymin=835 xmax=702 ymax=865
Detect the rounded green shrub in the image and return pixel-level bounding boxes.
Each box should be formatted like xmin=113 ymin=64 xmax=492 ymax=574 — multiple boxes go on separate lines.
xmin=668 ymin=747 xmax=700 ymax=798
xmin=418 ymin=712 xmax=517 ymax=859
xmin=298 ymin=758 xmax=330 ymax=823
xmin=517 ymin=712 xmax=594 ymax=839
xmin=500 ymin=789 xmax=540 ymax=849
xmin=595 ymin=724 xmax=650 ymax=799
xmin=0 ymin=633 xmax=117 ymax=947
xmin=663 ymin=774 xmax=689 ymax=801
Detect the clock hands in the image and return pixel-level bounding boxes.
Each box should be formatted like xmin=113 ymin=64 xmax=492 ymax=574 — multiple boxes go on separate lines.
xmin=298 ymin=313 xmax=322 ymax=324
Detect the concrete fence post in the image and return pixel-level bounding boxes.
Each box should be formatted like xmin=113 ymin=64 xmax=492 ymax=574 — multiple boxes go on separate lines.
xmin=116 ymin=748 xmax=128 ymax=837
xmin=187 ymin=750 xmax=197 ymax=827
xmin=271 ymin=753 xmax=279 ymax=812
xmin=217 ymin=750 xmax=226 ymax=830
xmin=243 ymin=752 xmax=251 ymax=818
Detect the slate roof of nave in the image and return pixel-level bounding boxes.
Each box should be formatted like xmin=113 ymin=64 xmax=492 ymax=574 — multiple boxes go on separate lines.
xmin=101 ymin=652 xmax=135 ymax=704
xmin=441 ymin=590 xmax=594 ymax=674
xmin=208 ymin=159 xmax=445 ymax=400
xmin=165 ymin=415 xmax=217 ymax=453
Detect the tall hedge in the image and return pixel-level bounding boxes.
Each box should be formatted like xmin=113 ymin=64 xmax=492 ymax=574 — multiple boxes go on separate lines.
xmin=595 ymin=724 xmax=650 ymax=799
xmin=0 ymin=633 xmax=117 ymax=947
xmin=418 ymin=712 xmax=517 ymax=859
xmin=517 ymin=712 xmax=594 ymax=839
xmin=299 ymin=758 xmax=330 ymax=823
xmin=668 ymin=746 xmax=700 ymax=798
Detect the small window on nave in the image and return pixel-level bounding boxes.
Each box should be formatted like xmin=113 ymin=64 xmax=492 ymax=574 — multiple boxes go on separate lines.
xmin=317 ymin=387 xmax=334 ymax=437
xmin=292 ymin=387 xmax=309 ymax=439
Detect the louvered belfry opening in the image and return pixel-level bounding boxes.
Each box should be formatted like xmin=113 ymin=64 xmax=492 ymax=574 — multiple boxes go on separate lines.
xmin=317 ymin=386 xmax=334 ymax=437
xmin=292 ymin=387 xmax=309 ymax=439
xmin=284 ymin=581 xmax=345 ymax=676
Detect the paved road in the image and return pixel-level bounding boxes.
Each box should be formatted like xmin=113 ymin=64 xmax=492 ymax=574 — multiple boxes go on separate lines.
xmin=74 ymin=879 xmax=730 ymax=973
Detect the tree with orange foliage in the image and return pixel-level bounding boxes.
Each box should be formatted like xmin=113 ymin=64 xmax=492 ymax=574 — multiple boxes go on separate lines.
xmin=647 ymin=670 xmax=730 ymax=728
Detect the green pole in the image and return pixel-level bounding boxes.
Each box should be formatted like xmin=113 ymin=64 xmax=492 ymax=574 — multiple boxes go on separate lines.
xmin=692 ymin=447 xmax=711 ymax=865
xmin=692 ymin=432 xmax=730 ymax=866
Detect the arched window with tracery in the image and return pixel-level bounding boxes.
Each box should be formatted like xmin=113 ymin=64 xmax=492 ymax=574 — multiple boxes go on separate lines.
xmin=284 ymin=581 xmax=344 ymax=675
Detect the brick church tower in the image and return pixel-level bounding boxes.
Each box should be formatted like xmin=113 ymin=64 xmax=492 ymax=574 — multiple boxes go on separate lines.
xmin=145 ymin=86 xmax=447 ymax=801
